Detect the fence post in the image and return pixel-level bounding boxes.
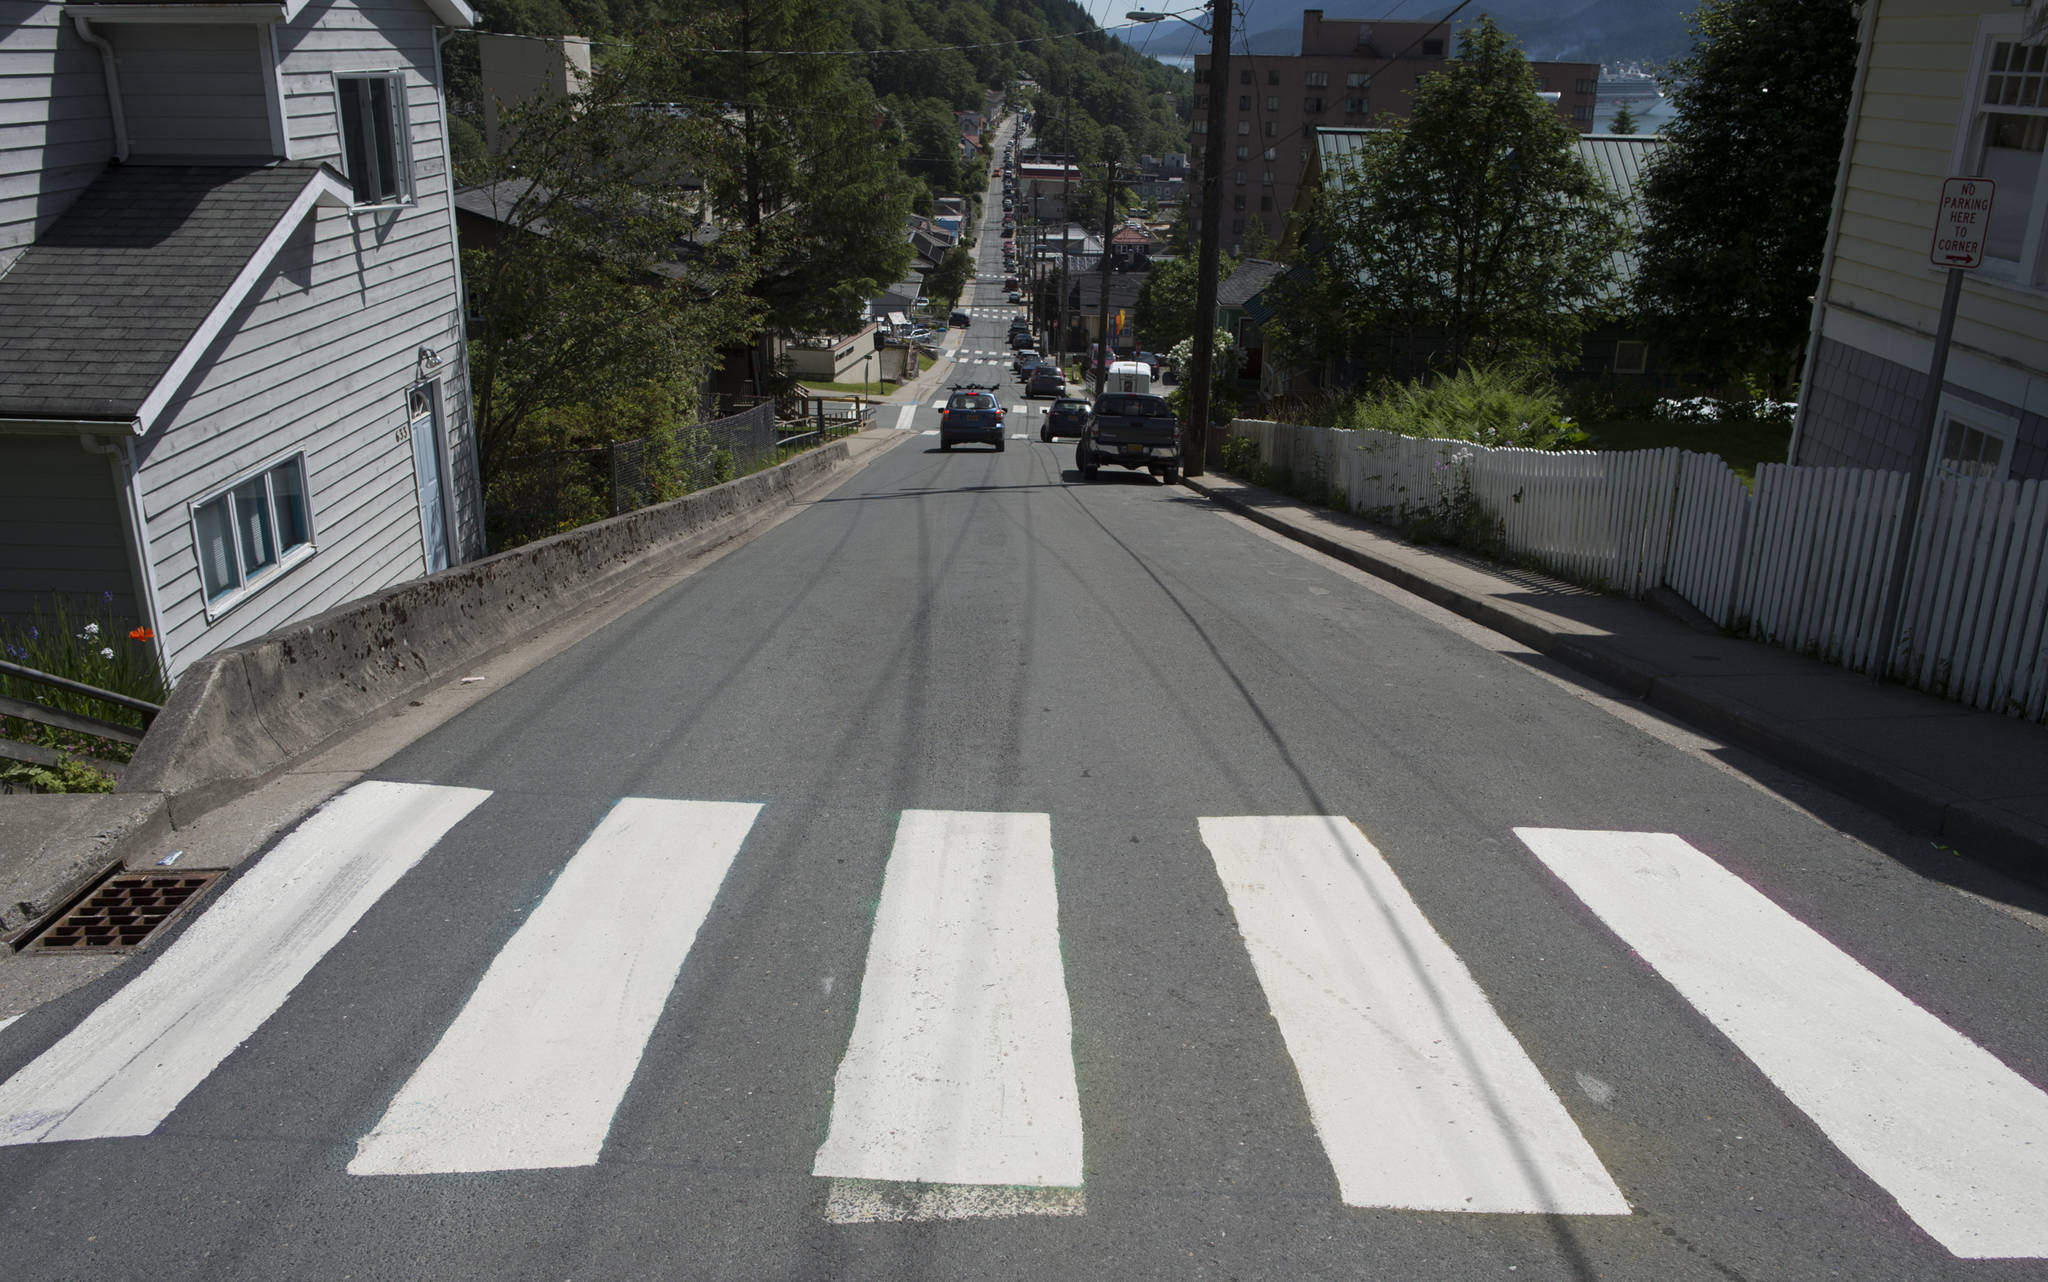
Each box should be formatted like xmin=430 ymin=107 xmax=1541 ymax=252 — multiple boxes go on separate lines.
xmin=608 ymin=441 xmax=620 ymax=517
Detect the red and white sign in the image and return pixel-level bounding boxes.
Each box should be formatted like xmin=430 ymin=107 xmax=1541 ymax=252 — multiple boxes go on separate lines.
xmin=1930 ymin=177 xmax=1996 ymax=269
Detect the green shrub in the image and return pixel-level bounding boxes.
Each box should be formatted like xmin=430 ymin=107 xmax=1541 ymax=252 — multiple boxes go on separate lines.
xmin=1 ymin=592 xmax=166 ymax=778
xmin=1345 ymin=364 xmax=1585 ymax=450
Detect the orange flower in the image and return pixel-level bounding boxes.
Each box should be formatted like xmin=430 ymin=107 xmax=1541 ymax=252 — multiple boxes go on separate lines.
xmin=129 ymin=626 xmax=154 ymax=641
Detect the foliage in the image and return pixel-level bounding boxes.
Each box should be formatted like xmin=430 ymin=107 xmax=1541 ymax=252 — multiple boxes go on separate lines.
xmin=1343 ymin=364 xmax=1585 ymax=450
xmin=926 ymin=245 xmax=975 ymax=310
xmin=1632 ymin=0 xmax=1859 ymax=386
xmin=1 ymin=593 xmax=166 ymax=780
xmin=1135 ymin=252 xmax=1235 ymax=357
xmin=1269 ymin=16 xmax=1626 ymax=381
xmin=1163 ymin=328 xmax=1241 ymax=427
xmin=662 ymin=0 xmax=917 ymax=342
xmin=462 ymin=63 xmax=761 ymax=489
xmin=1608 ymin=102 xmax=1640 ymax=136
xmin=0 ymin=755 xmax=116 ymax=795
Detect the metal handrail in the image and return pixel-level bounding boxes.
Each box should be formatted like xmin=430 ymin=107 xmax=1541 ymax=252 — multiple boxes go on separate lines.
xmin=0 ymin=660 xmax=162 ymax=722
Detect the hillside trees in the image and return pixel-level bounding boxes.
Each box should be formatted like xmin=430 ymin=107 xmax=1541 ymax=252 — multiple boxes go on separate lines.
xmin=1268 ymin=15 xmax=1625 ymax=380
xmin=1632 ymin=0 xmax=1858 ymax=386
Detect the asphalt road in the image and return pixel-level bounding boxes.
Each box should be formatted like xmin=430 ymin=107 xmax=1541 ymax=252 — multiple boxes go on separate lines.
xmin=4 ymin=136 xmax=2048 ymax=1282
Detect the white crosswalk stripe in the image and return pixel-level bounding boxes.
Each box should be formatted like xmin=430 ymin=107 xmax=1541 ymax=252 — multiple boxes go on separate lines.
xmin=1517 ymin=827 xmax=2048 ymax=1259
xmin=1200 ymin=816 xmax=1627 ymax=1215
xmin=0 ymin=781 xmax=489 ymax=1145
xmin=814 ymin=810 xmax=1082 ymax=1221
xmin=350 ymin=799 xmax=761 ymax=1176
xmin=8 ymin=797 xmax=2043 ymax=1258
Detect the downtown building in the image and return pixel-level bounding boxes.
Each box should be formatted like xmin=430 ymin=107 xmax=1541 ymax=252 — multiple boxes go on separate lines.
xmin=1194 ymin=10 xmax=1599 ymax=253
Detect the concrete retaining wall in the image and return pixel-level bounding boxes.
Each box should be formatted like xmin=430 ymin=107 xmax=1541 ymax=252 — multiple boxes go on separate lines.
xmin=120 ymin=438 xmax=856 ymax=820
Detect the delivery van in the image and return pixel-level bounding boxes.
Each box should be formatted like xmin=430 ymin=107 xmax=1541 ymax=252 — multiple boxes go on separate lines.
xmin=1105 ymin=361 xmax=1153 ymax=395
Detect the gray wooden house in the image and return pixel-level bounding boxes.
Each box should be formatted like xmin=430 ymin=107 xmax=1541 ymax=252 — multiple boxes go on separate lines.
xmin=0 ymin=0 xmax=482 ymax=681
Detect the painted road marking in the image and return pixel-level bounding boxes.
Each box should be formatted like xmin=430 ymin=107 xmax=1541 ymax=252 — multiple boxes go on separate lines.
xmin=813 ymin=810 xmax=1082 ymax=1220
xmin=920 ymin=429 xmax=938 ymax=437
xmin=930 ymin=400 xmax=946 ymax=409
xmin=1200 ymin=816 xmax=1628 ymax=1215
xmin=350 ymin=799 xmax=761 ymax=1175
xmin=0 ymin=1014 xmax=18 ymax=1038
xmin=1516 ymin=828 xmax=2048 ymax=1259
xmin=0 ymin=781 xmax=489 ymax=1146
xmin=893 ymin=404 xmax=916 ymax=431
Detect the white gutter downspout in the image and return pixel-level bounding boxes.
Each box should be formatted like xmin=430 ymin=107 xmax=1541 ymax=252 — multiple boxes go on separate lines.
xmin=435 ymin=24 xmax=485 ymax=563
xmin=72 ymin=15 xmax=130 ymax=163
xmin=1788 ymin=0 xmax=1879 ymax=465
xmin=80 ymin=434 xmax=168 ymax=678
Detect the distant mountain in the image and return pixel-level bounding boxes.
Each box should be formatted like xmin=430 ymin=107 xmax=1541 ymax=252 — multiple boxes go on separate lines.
xmin=1121 ymin=1 xmax=1696 ymax=70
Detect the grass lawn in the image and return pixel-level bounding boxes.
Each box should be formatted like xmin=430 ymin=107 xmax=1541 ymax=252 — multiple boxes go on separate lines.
xmin=1577 ymin=415 xmax=1793 ymax=488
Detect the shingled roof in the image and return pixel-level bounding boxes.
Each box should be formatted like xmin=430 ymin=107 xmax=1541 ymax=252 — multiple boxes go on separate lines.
xmin=0 ymin=162 xmax=350 ymax=428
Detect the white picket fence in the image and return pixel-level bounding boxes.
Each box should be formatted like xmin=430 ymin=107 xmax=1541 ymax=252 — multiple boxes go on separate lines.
xmin=1230 ymin=419 xmax=2048 ymax=723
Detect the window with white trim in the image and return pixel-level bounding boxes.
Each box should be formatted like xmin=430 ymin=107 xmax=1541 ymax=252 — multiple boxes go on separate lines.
xmin=1931 ymin=397 xmax=2017 ymax=481
xmin=1959 ymin=27 xmax=2048 ymax=284
xmin=336 ymin=72 xmax=410 ymax=206
xmin=192 ymin=456 xmax=314 ymax=610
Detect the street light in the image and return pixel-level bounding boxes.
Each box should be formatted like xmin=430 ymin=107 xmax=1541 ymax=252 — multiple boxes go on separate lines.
xmin=1128 ymin=0 xmax=1228 ymax=476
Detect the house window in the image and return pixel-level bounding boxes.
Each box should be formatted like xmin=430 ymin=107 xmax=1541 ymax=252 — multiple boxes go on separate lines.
xmin=1237 ymin=145 xmax=1250 ymax=159
xmin=1195 ymin=95 xmax=1207 ymax=111
xmin=1345 ymin=98 xmax=1366 ymax=114
xmin=191 ymin=455 xmax=314 ymax=610
xmin=1240 ymin=68 xmax=1252 ymax=85
xmin=1262 ymin=170 xmax=1274 ymax=186
xmin=1231 ymin=218 xmax=1245 ymax=234
xmin=1572 ymin=105 xmax=1594 ymax=122
xmin=1235 ymin=169 xmax=1246 ymax=185
xmin=1612 ymin=340 xmax=1648 ymax=375
xmin=1240 ymin=94 xmax=1250 ymax=110
xmin=1931 ymin=398 xmax=2017 ymax=480
xmin=1305 ymin=72 xmax=1328 ymax=88
xmin=1267 ymin=70 xmax=1279 ymax=86
xmin=1238 ymin=121 xmax=1250 ymax=135
xmin=1263 ymin=147 xmax=1277 ymax=161
xmin=1235 ymin=194 xmax=1246 ymax=210
xmin=1193 ymin=119 xmax=1206 ymax=134
xmin=336 ymin=73 xmax=409 ymax=205
xmin=1422 ymin=38 xmax=1444 ymax=56
xmin=1265 ymin=120 xmax=1277 ymax=137
xmin=1346 ymin=72 xmax=1370 ymax=89
xmin=1260 ymin=195 xmax=1273 ymax=211
xmin=1962 ymin=31 xmax=2048 ymax=282
xmin=1576 ymin=78 xmax=1598 ymax=95
xmin=1266 ymin=95 xmax=1279 ymax=111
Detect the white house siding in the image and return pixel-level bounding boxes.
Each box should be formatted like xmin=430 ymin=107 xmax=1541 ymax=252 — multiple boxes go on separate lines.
xmin=0 ymin=434 xmax=138 ymax=627
xmin=130 ymin=0 xmax=478 ymax=679
xmin=1798 ymin=0 xmax=2048 ymax=482
xmin=108 ymin=23 xmax=274 ymax=160
xmin=0 ymin=3 xmax=113 ymax=262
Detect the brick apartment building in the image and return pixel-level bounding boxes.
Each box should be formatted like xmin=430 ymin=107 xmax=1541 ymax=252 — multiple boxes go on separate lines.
xmin=1194 ymin=10 xmax=1599 ymax=252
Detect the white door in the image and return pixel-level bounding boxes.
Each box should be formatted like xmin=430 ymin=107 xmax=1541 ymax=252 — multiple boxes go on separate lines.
xmin=409 ymin=385 xmax=451 ymax=573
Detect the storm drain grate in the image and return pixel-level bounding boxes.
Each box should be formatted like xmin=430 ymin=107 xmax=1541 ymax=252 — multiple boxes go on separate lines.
xmin=23 ymin=870 xmax=224 ymax=953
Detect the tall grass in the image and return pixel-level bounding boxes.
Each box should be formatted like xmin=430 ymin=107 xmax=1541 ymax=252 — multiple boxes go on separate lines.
xmin=1344 ymin=364 xmax=1583 ymax=450
xmin=2 ymin=593 xmax=168 ymax=791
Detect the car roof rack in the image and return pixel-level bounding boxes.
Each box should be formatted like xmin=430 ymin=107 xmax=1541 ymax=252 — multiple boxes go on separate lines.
xmin=947 ymin=382 xmax=998 ymax=393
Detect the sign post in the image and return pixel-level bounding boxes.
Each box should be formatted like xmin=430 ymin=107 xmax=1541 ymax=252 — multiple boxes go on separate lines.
xmin=1870 ymin=178 xmax=1993 ymax=683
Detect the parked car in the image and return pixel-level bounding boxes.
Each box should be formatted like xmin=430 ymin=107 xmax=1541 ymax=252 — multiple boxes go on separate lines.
xmin=939 ymin=384 xmax=1005 ymax=451
xmin=1027 ymin=366 xmax=1066 ymax=398
xmin=1012 ymin=348 xmax=1041 ymax=374
xmin=1003 ymin=276 xmax=1018 ymax=290
xmin=1007 ymin=290 xmax=1022 ymax=303
xmin=1010 ymin=329 xmax=1035 ymax=348
xmin=909 ymin=328 xmax=934 ymax=345
xmin=1042 ymin=397 xmax=1091 ymax=442
xmin=1077 ymin=391 xmax=1181 ymax=483
xmin=950 ymin=310 xmax=972 ymax=327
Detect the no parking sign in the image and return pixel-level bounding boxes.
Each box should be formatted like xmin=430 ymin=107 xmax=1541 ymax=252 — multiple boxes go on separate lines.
xmin=1930 ymin=177 xmax=1996 ymax=269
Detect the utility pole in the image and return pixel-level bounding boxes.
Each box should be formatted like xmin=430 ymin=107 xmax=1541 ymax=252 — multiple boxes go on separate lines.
xmin=1094 ymin=157 xmax=1116 ymax=400
xmin=1058 ymin=95 xmax=1073 ymax=371
xmin=1185 ymin=0 xmax=1230 ymax=475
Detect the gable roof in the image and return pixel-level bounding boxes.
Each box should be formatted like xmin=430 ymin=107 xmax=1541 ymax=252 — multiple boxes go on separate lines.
xmin=1219 ymin=258 xmax=1286 ymax=310
xmin=0 ymin=161 xmax=351 ymax=430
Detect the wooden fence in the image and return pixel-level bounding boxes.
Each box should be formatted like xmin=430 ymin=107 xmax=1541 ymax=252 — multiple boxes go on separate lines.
xmin=1231 ymin=420 xmax=2048 ymax=724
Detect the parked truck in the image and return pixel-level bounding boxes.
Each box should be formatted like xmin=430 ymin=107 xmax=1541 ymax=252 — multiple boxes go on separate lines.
xmin=1077 ymin=391 xmax=1181 ymax=484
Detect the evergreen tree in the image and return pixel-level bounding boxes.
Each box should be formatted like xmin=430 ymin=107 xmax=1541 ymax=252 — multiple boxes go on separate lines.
xmin=1610 ymin=102 xmax=1640 ymax=135
xmin=1632 ymin=0 xmax=1859 ymax=386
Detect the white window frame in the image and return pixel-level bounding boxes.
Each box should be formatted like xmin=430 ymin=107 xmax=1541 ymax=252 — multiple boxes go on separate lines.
xmin=188 ymin=452 xmax=317 ymax=620
xmin=1928 ymin=392 xmax=2018 ymax=482
xmin=1612 ymin=340 xmax=1649 ymax=376
xmin=331 ymin=70 xmax=414 ymax=210
xmin=1950 ymin=15 xmax=2048 ymax=288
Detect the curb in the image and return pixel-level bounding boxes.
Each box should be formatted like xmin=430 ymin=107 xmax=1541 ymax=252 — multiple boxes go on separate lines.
xmin=1184 ymin=473 xmax=2048 ymax=886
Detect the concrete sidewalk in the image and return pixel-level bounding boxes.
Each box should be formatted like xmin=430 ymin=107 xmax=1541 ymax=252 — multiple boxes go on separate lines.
xmin=1184 ymin=470 xmax=2048 ymax=886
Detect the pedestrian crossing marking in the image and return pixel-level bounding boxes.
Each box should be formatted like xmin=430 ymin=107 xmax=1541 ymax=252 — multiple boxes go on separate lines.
xmin=0 ymin=781 xmax=489 ymax=1146
xmin=1516 ymin=828 xmax=2048 ymax=1259
xmin=349 ymin=799 xmax=762 ymax=1176
xmin=892 ymin=404 xmax=916 ymax=431
xmin=1200 ymin=817 xmax=1628 ymax=1215
xmin=813 ymin=810 xmax=1083 ymax=1215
